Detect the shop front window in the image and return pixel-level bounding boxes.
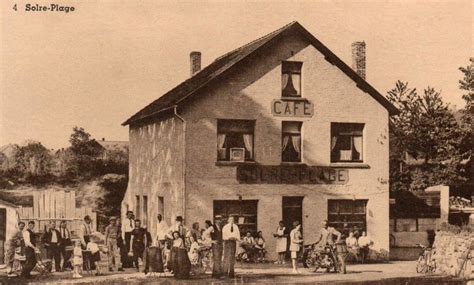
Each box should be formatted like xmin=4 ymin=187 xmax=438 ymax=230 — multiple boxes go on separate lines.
xmin=331 ymin=123 xmax=364 ymax=163
xmin=328 ymin=199 xmax=367 ymax=235
xmin=282 ymin=121 xmax=302 ymax=162
xmin=217 ymin=119 xmax=255 ymax=162
xmin=213 ymin=200 xmax=258 ymax=235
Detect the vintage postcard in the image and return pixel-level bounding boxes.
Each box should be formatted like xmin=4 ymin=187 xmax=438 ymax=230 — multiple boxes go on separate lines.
xmin=0 ymin=0 xmax=472 ymax=284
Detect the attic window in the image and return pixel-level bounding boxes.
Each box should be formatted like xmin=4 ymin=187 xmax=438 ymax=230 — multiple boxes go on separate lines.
xmin=282 ymin=61 xmax=302 ymax=97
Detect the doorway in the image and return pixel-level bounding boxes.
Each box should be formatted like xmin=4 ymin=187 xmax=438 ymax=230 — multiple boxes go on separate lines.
xmin=282 ymin=196 xmax=303 ymax=260
xmin=282 ymin=196 xmax=303 ymax=233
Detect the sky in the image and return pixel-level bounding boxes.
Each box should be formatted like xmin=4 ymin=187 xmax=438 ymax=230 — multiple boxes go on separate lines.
xmin=1 ymin=0 xmax=472 ymax=149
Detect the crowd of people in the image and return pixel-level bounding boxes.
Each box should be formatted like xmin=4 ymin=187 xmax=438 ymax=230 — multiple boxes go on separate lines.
xmin=5 ymin=211 xmax=374 ymax=280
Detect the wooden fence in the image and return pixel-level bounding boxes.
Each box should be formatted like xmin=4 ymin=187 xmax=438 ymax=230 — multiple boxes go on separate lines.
xmin=18 ymin=189 xmax=96 ymax=235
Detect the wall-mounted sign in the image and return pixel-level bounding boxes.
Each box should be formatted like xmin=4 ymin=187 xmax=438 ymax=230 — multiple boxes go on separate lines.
xmin=237 ymin=164 xmax=348 ymax=184
xmin=271 ymin=99 xmax=313 ymax=118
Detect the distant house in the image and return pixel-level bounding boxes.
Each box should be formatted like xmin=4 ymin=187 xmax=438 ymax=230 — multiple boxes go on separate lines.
xmin=0 ymin=144 xmax=19 ymax=171
xmin=96 ymin=139 xmax=128 ymax=160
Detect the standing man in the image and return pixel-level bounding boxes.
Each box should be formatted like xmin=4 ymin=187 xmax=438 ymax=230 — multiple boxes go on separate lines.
xmin=222 ymin=216 xmax=240 ymax=278
xmin=129 ymin=219 xmax=150 ymax=272
xmin=105 ymin=217 xmax=124 ymax=272
xmin=358 ymin=231 xmax=372 ymax=263
xmin=156 ymin=214 xmax=169 ymax=248
xmin=211 ymin=216 xmax=223 ymax=279
xmin=59 ymin=221 xmax=73 ymax=271
xmin=156 ymin=214 xmax=169 ymax=266
xmin=42 ymin=221 xmax=62 ymax=272
xmin=314 ymin=220 xmax=341 ymax=249
xmin=167 ymin=216 xmax=188 ymax=240
xmin=79 ymin=215 xmax=94 ymax=248
xmin=122 ymin=211 xmax=135 ymax=268
xmin=22 ymin=221 xmax=39 ymax=278
xmin=79 ymin=215 xmax=96 ymax=270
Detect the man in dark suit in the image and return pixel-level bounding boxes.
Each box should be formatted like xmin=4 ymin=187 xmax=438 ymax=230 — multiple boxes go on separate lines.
xmin=22 ymin=221 xmax=38 ymax=278
xmin=42 ymin=221 xmax=62 ymax=272
xmin=59 ymin=220 xmax=72 ymax=270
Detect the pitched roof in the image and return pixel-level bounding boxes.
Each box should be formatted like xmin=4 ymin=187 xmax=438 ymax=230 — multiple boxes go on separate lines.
xmin=0 ymin=198 xmax=19 ymax=208
xmin=123 ymin=21 xmax=398 ymax=126
xmin=97 ymin=140 xmax=129 ymax=152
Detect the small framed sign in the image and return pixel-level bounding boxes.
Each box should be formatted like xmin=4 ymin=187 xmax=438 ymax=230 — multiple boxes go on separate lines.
xmin=230 ymin=148 xmax=245 ymax=162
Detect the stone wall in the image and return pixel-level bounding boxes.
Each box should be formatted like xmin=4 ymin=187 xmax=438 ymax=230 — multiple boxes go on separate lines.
xmin=432 ymin=230 xmax=473 ymax=278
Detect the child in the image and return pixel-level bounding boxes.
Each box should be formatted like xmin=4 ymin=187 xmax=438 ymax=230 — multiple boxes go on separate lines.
xmin=86 ymin=236 xmax=102 ymax=276
xmin=255 ymin=231 xmax=266 ymax=262
xmin=73 ymin=240 xmax=83 ymax=279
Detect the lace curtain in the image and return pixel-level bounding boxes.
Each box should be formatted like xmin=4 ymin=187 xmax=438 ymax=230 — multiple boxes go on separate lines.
xmin=291 ymin=136 xmax=301 ymax=154
xmin=243 ymin=134 xmax=253 ymax=158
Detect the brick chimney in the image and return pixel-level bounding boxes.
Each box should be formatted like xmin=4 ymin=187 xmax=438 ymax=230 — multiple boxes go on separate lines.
xmin=190 ymin=51 xmax=201 ymax=76
xmin=351 ymin=41 xmax=366 ymax=80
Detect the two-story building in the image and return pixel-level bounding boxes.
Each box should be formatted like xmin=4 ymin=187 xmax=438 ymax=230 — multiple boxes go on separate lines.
xmin=121 ymin=21 xmax=398 ymax=260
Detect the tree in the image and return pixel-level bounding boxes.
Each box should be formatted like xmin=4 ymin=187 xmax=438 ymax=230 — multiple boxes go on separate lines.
xmin=458 ymin=58 xmax=473 ymax=179
xmin=387 ymin=81 xmax=466 ymax=191
xmin=69 ymin=127 xmax=102 ymax=156
xmin=66 ymin=127 xmax=104 ymax=178
xmin=386 ymin=81 xmax=422 ymax=160
xmin=14 ymin=141 xmax=52 ymax=178
xmin=417 ymin=87 xmax=462 ymax=163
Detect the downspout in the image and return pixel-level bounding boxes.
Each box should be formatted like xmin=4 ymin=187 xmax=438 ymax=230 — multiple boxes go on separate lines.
xmin=173 ymin=106 xmax=186 ymax=220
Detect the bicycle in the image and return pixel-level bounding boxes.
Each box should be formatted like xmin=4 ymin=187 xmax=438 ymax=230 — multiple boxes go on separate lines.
xmin=416 ymin=243 xmax=436 ymax=274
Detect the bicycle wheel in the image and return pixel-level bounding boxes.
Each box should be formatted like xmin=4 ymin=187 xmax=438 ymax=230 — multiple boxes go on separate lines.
xmin=416 ymin=256 xmax=426 ymax=273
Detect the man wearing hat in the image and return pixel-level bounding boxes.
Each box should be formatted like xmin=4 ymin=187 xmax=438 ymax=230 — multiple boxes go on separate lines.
xmin=105 ymin=217 xmax=124 ymax=272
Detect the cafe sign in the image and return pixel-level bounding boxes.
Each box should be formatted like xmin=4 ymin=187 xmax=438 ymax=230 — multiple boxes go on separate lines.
xmin=237 ymin=164 xmax=348 ymax=184
xmin=271 ymin=99 xmax=313 ymax=118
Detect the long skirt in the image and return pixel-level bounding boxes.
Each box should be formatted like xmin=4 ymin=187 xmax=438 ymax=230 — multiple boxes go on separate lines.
xmin=168 ymin=247 xmax=177 ymax=272
xmin=173 ymin=248 xmax=191 ymax=279
xmin=145 ymin=246 xmax=164 ymax=273
xmin=212 ymin=241 xmax=223 ymax=278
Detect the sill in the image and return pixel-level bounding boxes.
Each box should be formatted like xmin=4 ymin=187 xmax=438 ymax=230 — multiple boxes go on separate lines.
xmin=280 ymin=162 xmax=305 ymax=166
xmin=280 ymin=97 xmax=307 ymax=101
xmin=215 ymin=161 xmax=256 ymax=167
xmin=330 ymin=163 xmax=370 ymax=169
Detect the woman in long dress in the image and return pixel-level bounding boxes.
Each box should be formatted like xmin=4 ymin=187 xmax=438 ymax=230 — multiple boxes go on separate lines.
xmin=273 ymin=221 xmax=287 ymax=264
xmin=172 ymin=231 xmax=191 ymax=279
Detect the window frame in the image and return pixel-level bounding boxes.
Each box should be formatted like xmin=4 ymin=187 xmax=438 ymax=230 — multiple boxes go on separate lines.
xmin=330 ymin=123 xmax=364 ymax=163
xmin=217 ymin=119 xmax=255 ymax=162
xmin=281 ymin=121 xmax=303 ymax=163
xmin=213 ymin=200 xmax=258 ymax=235
xmin=281 ymin=61 xmax=303 ymax=98
xmin=327 ymin=199 xmax=368 ymax=234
